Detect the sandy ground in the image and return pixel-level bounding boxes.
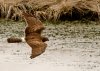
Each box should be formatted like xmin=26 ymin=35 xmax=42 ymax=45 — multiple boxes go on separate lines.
xmin=0 ymin=20 xmax=100 ymax=71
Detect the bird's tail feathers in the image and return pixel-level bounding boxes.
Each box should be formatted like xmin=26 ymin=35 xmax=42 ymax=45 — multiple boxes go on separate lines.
xmin=7 ymin=37 xmax=25 ymax=43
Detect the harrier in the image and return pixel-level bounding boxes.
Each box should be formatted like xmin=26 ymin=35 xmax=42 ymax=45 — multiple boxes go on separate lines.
xmin=7 ymin=12 xmax=49 ymax=59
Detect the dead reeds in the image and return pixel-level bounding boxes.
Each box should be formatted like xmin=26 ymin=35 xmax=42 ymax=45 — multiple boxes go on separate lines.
xmin=0 ymin=0 xmax=100 ymax=21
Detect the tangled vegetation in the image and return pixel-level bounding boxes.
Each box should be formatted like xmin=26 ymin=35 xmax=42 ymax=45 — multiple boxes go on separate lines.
xmin=0 ymin=0 xmax=100 ymax=21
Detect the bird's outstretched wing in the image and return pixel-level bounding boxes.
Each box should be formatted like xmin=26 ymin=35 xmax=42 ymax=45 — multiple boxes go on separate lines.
xmin=22 ymin=12 xmax=45 ymax=32
xmin=26 ymin=38 xmax=47 ymax=59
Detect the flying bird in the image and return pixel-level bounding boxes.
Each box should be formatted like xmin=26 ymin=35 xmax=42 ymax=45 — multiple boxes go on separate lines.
xmin=7 ymin=11 xmax=49 ymax=59
xmin=22 ymin=12 xmax=49 ymax=59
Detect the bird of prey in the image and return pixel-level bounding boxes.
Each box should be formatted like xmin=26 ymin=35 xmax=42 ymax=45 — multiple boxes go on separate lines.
xmin=22 ymin=12 xmax=49 ymax=59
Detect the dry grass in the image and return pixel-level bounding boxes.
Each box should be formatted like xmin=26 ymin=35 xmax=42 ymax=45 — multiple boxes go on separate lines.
xmin=44 ymin=0 xmax=100 ymax=21
xmin=0 ymin=0 xmax=100 ymax=21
